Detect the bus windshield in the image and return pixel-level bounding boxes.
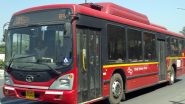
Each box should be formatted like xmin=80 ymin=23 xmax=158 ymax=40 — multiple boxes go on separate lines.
xmin=5 ymin=24 xmax=72 ymax=71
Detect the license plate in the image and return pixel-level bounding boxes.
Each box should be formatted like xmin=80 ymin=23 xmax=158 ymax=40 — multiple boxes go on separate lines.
xmin=26 ymin=90 xmax=35 ymax=99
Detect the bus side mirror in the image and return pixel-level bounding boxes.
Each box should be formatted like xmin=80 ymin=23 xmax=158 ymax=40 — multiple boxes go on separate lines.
xmin=3 ymin=22 xmax=9 ymax=42
xmin=3 ymin=29 xmax=8 ymax=42
xmin=64 ymin=23 xmax=71 ymax=36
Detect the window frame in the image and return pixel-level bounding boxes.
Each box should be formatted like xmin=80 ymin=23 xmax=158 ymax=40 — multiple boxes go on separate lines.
xmin=143 ymin=31 xmax=157 ymax=62
xmin=127 ymin=27 xmax=143 ymax=63
xmin=107 ymin=24 xmax=127 ymax=63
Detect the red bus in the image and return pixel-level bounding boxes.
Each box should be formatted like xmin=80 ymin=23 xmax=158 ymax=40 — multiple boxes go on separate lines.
xmin=3 ymin=2 xmax=185 ymax=104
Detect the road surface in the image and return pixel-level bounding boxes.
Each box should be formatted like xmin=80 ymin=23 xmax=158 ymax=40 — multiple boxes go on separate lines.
xmin=123 ymin=76 xmax=185 ymax=104
xmin=1 ymin=76 xmax=185 ymax=104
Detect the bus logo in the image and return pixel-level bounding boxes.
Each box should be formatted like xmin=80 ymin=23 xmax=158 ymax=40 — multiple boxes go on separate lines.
xmin=26 ymin=75 xmax=34 ymax=82
xmin=128 ymin=67 xmax=133 ymax=75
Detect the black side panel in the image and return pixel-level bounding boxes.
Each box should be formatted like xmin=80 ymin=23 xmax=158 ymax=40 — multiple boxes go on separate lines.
xmin=157 ymin=39 xmax=167 ymax=81
xmin=76 ymin=27 xmax=101 ymax=103
xmin=76 ymin=14 xmax=108 ymax=65
xmin=10 ymin=70 xmax=58 ymax=82
xmin=76 ymin=14 xmax=105 ymax=29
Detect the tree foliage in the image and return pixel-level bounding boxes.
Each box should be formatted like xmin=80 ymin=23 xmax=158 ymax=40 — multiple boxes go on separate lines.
xmin=0 ymin=60 xmax=5 ymax=69
xmin=180 ymin=26 xmax=185 ymax=36
xmin=0 ymin=43 xmax=5 ymax=54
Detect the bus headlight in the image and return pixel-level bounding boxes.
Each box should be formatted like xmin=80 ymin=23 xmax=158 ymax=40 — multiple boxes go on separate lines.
xmin=4 ymin=71 xmax=14 ymax=86
xmin=49 ymin=73 xmax=74 ymax=90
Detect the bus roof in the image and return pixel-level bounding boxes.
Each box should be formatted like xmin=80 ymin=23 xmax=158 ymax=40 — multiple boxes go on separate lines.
xmin=13 ymin=2 xmax=185 ymax=38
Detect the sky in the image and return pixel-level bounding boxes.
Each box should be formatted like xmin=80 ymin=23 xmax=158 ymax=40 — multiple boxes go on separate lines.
xmin=0 ymin=0 xmax=185 ymax=41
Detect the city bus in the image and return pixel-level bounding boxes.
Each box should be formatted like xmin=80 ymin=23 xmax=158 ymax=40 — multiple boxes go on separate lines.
xmin=3 ymin=2 xmax=185 ymax=104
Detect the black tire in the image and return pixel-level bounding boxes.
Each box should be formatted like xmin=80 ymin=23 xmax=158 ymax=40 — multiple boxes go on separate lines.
xmin=109 ymin=73 xmax=123 ymax=104
xmin=121 ymin=90 xmax=126 ymax=101
xmin=169 ymin=67 xmax=175 ymax=85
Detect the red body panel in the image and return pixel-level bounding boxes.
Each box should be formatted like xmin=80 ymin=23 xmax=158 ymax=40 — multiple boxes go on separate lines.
xmin=97 ymin=2 xmax=150 ymax=25
xmin=4 ymin=68 xmax=78 ymax=104
xmin=166 ymin=57 xmax=185 ymax=78
xmin=127 ymin=74 xmax=159 ymax=90
xmin=76 ymin=5 xmax=184 ymax=38
xmin=3 ymin=85 xmax=76 ymax=104
xmin=150 ymin=23 xmax=167 ymax=30
xmin=13 ymin=4 xmax=184 ymax=38
xmin=14 ymin=4 xmax=77 ymax=15
xmin=102 ymin=63 xmax=159 ymax=96
xmin=102 ymin=57 xmax=185 ymax=97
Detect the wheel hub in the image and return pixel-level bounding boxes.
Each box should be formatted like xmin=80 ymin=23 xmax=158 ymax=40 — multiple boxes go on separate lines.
xmin=170 ymin=70 xmax=175 ymax=82
xmin=112 ymin=80 xmax=121 ymax=98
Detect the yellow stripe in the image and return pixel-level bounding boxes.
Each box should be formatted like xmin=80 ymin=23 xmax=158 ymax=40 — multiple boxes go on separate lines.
xmin=166 ymin=57 xmax=185 ymax=59
xmin=103 ymin=62 xmax=159 ymax=68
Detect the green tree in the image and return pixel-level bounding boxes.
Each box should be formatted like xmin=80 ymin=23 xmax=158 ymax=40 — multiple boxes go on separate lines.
xmin=180 ymin=26 xmax=185 ymax=36
xmin=0 ymin=43 xmax=5 ymax=54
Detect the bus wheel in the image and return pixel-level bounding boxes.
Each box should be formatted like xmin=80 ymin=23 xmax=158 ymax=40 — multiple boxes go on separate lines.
xmin=109 ymin=73 xmax=123 ymax=104
xmin=169 ymin=67 xmax=175 ymax=85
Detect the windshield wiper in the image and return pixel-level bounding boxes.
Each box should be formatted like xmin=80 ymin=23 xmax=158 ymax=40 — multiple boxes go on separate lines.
xmin=22 ymin=62 xmax=61 ymax=75
xmin=37 ymin=62 xmax=61 ymax=75
xmin=8 ymin=55 xmax=61 ymax=75
xmin=8 ymin=55 xmax=35 ymax=70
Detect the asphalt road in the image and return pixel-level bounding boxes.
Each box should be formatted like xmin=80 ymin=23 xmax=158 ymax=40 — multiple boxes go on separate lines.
xmin=123 ymin=75 xmax=185 ymax=104
xmin=1 ymin=76 xmax=185 ymax=104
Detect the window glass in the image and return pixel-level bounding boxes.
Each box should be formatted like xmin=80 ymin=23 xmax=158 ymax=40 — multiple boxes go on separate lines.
xmin=12 ymin=33 xmax=27 ymax=55
xmin=179 ymin=40 xmax=183 ymax=56
xmin=6 ymin=25 xmax=72 ymax=71
xmin=171 ymin=38 xmax=179 ymax=56
xmin=183 ymin=40 xmax=185 ymax=50
xmin=143 ymin=32 xmax=156 ymax=61
xmin=166 ymin=36 xmax=171 ymax=56
xmin=127 ymin=29 xmax=142 ymax=62
xmin=21 ymin=34 xmax=30 ymax=54
xmin=12 ymin=34 xmax=19 ymax=55
xmin=107 ymin=24 xmax=126 ymax=63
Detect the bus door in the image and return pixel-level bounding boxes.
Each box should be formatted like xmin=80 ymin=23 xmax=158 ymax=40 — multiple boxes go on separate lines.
xmin=157 ymin=39 xmax=167 ymax=81
xmin=76 ymin=27 xmax=101 ymax=102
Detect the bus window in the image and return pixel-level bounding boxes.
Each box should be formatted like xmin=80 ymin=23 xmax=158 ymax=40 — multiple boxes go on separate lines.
xmin=183 ymin=40 xmax=185 ymax=50
xmin=21 ymin=34 xmax=30 ymax=54
xmin=143 ymin=32 xmax=156 ymax=61
xmin=166 ymin=36 xmax=171 ymax=56
xmin=179 ymin=40 xmax=183 ymax=56
xmin=12 ymin=33 xmax=30 ymax=55
xmin=127 ymin=28 xmax=142 ymax=62
xmin=107 ymin=24 xmax=126 ymax=63
xmin=171 ymin=38 xmax=179 ymax=56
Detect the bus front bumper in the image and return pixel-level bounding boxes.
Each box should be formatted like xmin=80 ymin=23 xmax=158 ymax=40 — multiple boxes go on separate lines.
xmin=3 ymin=85 xmax=76 ymax=104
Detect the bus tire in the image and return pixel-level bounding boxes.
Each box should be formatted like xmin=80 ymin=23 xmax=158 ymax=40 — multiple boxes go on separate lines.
xmin=109 ymin=73 xmax=123 ymax=104
xmin=121 ymin=90 xmax=126 ymax=101
xmin=169 ymin=67 xmax=175 ymax=85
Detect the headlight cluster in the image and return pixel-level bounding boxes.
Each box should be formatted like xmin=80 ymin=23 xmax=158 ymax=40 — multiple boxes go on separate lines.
xmin=4 ymin=71 xmax=14 ymax=86
xmin=49 ymin=73 xmax=74 ymax=90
